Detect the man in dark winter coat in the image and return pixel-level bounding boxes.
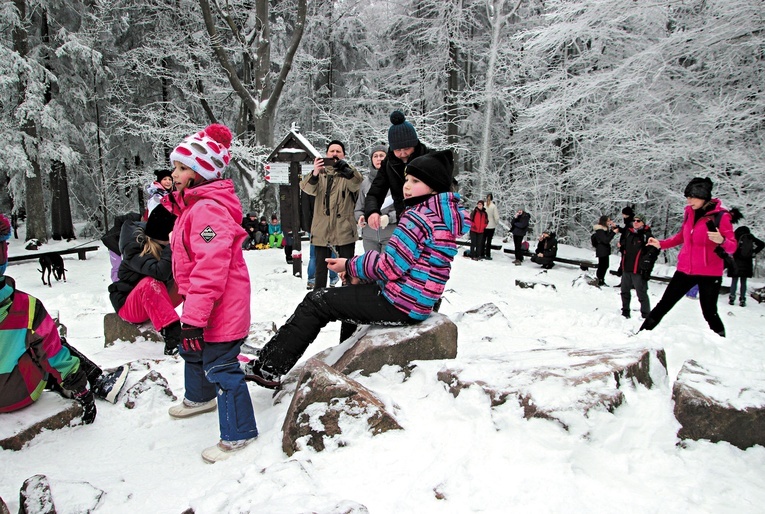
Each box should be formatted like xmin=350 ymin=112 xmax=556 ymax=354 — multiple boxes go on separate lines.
xmin=364 ymin=111 xmax=431 ymax=230
xmin=619 ymin=214 xmax=654 ymax=318
xmin=728 ymin=226 xmax=765 ymax=307
xmin=510 ymin=209 xmax=531 ymax=264
xmin=241 ymin=213 xmax=259 ymax=250
xmin=530 ymin=231 xmax=557 ymax=268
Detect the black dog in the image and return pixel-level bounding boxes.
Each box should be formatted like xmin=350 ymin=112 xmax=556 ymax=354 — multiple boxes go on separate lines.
xmin=38 ymin=254 xmax=67 ymax=287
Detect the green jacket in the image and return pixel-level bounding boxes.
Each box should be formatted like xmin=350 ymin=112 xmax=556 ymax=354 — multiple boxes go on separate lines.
xmin=301 ymin=163 xmax=363 ymax=247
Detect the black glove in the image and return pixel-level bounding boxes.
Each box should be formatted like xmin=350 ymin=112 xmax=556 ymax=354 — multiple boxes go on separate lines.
xmin=180 ymin=324 xmax=204 ymax=352
xmin=334 ymin=159 xmax=354 ymax=179
xmin=74 ymin=389 xmax=97 ymax=424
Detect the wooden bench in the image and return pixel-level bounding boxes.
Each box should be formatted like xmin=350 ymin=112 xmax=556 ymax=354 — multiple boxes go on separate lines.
xmin=8 ymin=245 xmax=100 ymax=263
xmin=503 ymin=247 xmax=595 ymax=270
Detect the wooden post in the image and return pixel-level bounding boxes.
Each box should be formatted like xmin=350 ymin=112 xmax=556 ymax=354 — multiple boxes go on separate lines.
xmin=290 ymin=161 xmax=302 ymax=277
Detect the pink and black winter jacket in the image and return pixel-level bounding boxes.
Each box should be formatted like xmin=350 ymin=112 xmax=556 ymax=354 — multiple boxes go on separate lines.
xmin=659 ymin=198 xmax=737 ymax=277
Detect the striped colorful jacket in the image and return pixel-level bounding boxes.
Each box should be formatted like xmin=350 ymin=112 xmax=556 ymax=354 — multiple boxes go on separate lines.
xmin=0 ymin=279 xmax=81 ymax=412
xmin=347 ymin=192 xmax=470 ymax=320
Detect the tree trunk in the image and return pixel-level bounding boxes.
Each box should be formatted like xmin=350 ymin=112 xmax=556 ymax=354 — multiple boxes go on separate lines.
xmin=13 ymin=0 xmax=47 ymax=243
xmin=50 ymin=161 xmax=75 ymax=240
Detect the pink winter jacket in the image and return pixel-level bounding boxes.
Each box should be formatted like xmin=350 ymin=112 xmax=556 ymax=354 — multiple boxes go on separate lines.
xmin=163 ymin=180 xmax=251 ymax=342
xmin=659 ymin=199 xmax=737 ymax=277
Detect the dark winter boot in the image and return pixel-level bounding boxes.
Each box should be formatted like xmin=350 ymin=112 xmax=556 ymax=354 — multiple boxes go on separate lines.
xmin=740 ymin=298 xmax=746 ymax=307
xmin=91 ymin=366 xmax=129 ymax=404
xmin=639 ymin=316 xmax=659 ymax=332
xmin=161 ymin=321 xmax=181 ymax=356
xmin=728 ymin=296 xmax=735 ymax=305
xmin=621 ymin=309 xmax=630 ymax=319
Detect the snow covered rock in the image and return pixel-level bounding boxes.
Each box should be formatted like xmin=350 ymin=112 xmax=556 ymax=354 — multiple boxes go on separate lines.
xmin=0 ymin=394 xmax=83 ymax=451
xmin=241 ymin=320 xmax=277 ymax=355
xmin=673 ymin=359 xmax=765 ymax=450
xmin=515 ymin=279 xmax=556 ymax=290
xmin=122 ymin=369 xmax=177 ymax=409
xmin=18 ymin=474 xmax=104 ymax=514
xmin=103 ymin=313 xmax=162 ymax=347
xmin=438 ymin=347 xmax=667 ymax=431
xmin=750 ymin=286 xmax=765 ymax=303
xmin=315 ymin=312 xmax=458 ymax=377
xmin=281 ymin=358 xmax=402 ymax=456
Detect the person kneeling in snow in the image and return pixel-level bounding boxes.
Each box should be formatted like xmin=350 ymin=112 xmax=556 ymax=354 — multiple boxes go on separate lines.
xmin=246 ymin=150 xmax=470 ymax=388
xmin=0 ymin=215 xmax=128 ymax=423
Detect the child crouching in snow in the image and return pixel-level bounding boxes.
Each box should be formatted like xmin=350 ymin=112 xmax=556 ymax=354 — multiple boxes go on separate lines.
xmin=162 ymin=124 xmax=258 ymax=463
xmin=246 ymin=150 xmax=470 ymax=388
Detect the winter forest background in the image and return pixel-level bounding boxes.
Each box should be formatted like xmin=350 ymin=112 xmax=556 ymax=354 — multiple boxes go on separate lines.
xmin=1 ymin=0 xmax=763 ymax=270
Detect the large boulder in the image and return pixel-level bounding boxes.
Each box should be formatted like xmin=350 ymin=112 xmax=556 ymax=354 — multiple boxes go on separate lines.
xmin=103 ymin=313 xmax=162 ymax=347
xmin=315 ymin=312 xmax=458 ymax=377
xmin=281 ymin=359 xmax=402 ymax=456
xmin=673 ymin=359 xmax=765 ymax=449
xmin=439 ymin=346 xmax=667 ymax=432
xmin=0 ymin=394 xmax=83 ymax=451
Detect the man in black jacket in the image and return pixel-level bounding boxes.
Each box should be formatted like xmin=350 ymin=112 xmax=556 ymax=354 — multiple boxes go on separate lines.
xmin=619 ymin=214 xmax=653 ymax=318
xmin=364 ymin=111 xmax=430 ymax=230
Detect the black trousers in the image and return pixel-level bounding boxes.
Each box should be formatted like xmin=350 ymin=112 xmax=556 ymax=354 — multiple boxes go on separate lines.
xmin=483 ymin=228 xmax=495 ymax=257
xmin=314 ymin=243 xmax=355 ymax=289
xmin=596 ymin=256 xmax=609 ymax=281
xmin=641 ymin=271 xmax=725 ymax=336
xmin=470 ymin=231 xmax=484 ymax=258
xmin=513 ymin=235 xmax=525 ymax=261
xmin=258 ymin=283 xmax=416 ymax=375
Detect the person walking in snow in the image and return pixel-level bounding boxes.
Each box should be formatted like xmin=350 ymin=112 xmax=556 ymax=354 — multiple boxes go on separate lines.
xmin=161 ymin=124 xmax=258 ymax=463
xmin=727 ymin=225 xmax=765 ymax=307
xmin=483 ymin=193 xmax=500 ymax=260
xmin=245 ymin=150 xmax=470 ymax=389
xmin=0 ymin=214 xmax=128 ymax=422
xmin=469 ymin=200 xmax=488 ymax=260
xmin=356 ymin=144 xmax=397 ymax=253
xmin=592 ymin=215 xmax=617 ymax=286
xmin=108 ymin=205 xmax=182 ymax=356
xmin=640 ymin=177 xmax=736 ymax=337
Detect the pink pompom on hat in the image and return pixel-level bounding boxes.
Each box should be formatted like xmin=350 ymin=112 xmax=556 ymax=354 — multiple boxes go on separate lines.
xmin=169 ymin=124 xmax=233 ymax=181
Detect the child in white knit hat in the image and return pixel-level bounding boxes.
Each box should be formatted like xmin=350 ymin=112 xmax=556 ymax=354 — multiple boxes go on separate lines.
xmin=162 ymin=124 xmax=258 ymax=463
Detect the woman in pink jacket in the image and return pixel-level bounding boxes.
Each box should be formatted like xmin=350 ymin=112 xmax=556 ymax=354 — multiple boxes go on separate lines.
xmin=162 ymin=124 xmax=257 ymax=463
xmin=640 ymin=177 xmax=736 ymax=337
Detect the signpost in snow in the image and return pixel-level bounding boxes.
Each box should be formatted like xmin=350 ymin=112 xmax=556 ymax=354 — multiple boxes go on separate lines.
xmin=264 ymin=162 xmax=292 ymax=185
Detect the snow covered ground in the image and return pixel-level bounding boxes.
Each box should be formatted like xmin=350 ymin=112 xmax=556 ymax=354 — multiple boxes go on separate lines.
xmin=2 ymin=233 xmax=765 ymax=513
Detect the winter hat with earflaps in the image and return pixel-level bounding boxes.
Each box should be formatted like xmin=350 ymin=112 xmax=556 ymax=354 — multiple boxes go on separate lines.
xmin=683 ymin=177 xmax=713 ymax=201
xmin=144 ymin=205 xmax=177 ymax=242
xmin=0 ymin=214 xmax=11 ymax=276
xmin=404 ymin=150 xmax=454 ymax=194
xmin=169 ymin=124 xmax=233 ymax=181
xmin=388 ymin=111 xmax=419 ymax=150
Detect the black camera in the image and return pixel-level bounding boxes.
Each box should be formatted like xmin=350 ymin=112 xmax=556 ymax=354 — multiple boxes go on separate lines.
xmin=322 ymin=157 xmax=337 ymax=169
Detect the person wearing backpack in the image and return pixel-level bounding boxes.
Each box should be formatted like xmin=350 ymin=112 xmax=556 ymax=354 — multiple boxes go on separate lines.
xmin=728 ymin=226 xmax=765 ymax=307
xmin=640 ymin=177 xmax=736 ymax=337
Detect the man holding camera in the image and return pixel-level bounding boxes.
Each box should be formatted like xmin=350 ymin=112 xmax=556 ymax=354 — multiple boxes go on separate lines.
xmin=301 ymin=140 xmax=363 ymax=289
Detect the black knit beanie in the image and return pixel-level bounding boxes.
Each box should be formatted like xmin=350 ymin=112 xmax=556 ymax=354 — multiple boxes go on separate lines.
xmin=145 ymin=205 xmax=177 ymax=241
xmin=684 ymin=177 xmax=713 ymax=200
xmin=405 ymin=150 xmax=454 ymax=194
xmin=388 ymin=111 xmax=419 ymax=150
xmin=326 ymin=140 xmax=346 ymax=155
xmin=622 ymin=206 xmax=634 ymax=217
xmin=154 ymin=168 xmax=172 ymax=182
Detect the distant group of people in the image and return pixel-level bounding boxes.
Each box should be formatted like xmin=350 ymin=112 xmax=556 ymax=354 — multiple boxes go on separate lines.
xmin=590 ymin=177 xmax=763 ymax=338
